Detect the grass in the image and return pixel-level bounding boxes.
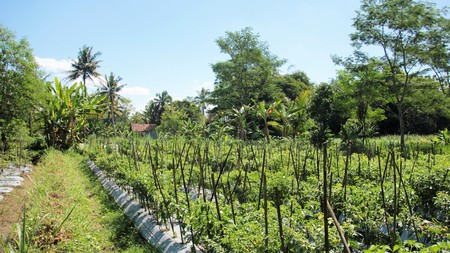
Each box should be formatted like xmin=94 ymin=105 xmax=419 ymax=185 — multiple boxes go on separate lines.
xmin=2 ymin=149 xmax=158 ymax=252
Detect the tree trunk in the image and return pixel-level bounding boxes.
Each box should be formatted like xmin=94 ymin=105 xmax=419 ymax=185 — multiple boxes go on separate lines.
xmin=110 ymin=94 xmax=117 ymax=138
xmin=264 ymin=122 xmax=270 ymax=143
xmin=82 ymin=76 xmax=87 ymax=96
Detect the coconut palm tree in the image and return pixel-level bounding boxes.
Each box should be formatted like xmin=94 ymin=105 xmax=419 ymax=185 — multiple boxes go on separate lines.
xmin=153 ymin=91 xmax=172 ymax=124
xmin=97 ymin=72 xmax=126 ymax=137
xmin=67 ymin=45 xmax=102 ymax=91
xmin=194 ymin=87 xmax=210 ymax=115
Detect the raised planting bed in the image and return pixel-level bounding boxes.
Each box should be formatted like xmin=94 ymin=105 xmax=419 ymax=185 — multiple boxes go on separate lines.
xmin=87 ymin=160 xmax=200 ymax=253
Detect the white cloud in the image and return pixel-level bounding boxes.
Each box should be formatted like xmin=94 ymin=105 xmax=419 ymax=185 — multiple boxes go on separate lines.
xmin=201 ymin=81 xmax=214 ymax=90
xmin=35 ymin=57 xmax=72 ymax=73
xmin=133 ymin=100 xmax=148 ymax=113
xmin=120 ymin=86 xmax=151 ymax=96
xmin=35 ymin=56 xmax=104 ymax=86
xmin=192 ymin=80 xmax=214 ymax=92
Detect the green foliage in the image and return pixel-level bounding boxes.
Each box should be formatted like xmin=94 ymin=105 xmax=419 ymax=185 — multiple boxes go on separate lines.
xmin=308 ymin=83 xmax=339 ymax=144
xmin=273 ymin=70 xmax=313 ymax=100
xmin=1 ymin=208 xmax=28 ymax=253
xmin=2 ymin=149 xmax=159 ymax=252
xmin=333 ymin=54 xmax=386 ymax=142
xmin=96 ymin=72 xmax=127 ymax=137
xmin=254 ymin=101 xmax=278 ymax=141
xmin=229 ymin=105 xmax=252 ymax=140
xmin=351 ymin=0 xmax=449 ymax=149
xmin=157 ymin=99 xmax=204 ymax=136
xmin=421 ymin=5 xmax=450 ymax=97
xmin=268 ymin=92 xmax=312 ymax=138
xmin=42 ymin=78 xmax=103 ymax=149
xmin=194 ymin=87 xmax=211 ymax=115
xmin=84 ymin=135 xmax=450 ymax=252
xmin=66 ymin=45 xmax=101 ymax=88
xmin=210 ymin=27 xmax=286 ymax=112
xmin=143 ymin=91 xmax=172 ymax=125
xmin=0 ymin=24 xmax=45 ymax=154
xmin=402 ymin=77 xmax=450 ymax=134
xmin=438 ymin=129 xmax=450 ymax=145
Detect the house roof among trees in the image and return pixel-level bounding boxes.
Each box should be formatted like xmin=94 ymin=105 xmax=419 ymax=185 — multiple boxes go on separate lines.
xmin=131 ymin=124 xmax=157 ymax=132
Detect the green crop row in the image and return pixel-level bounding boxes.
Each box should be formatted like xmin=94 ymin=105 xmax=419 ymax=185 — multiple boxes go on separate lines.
xmin=80 ymin=136 xmax=450 ymax=252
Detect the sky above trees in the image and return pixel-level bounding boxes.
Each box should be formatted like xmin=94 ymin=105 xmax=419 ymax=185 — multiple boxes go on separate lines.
xmin=1 ymin=0 xmax=448 ymax=112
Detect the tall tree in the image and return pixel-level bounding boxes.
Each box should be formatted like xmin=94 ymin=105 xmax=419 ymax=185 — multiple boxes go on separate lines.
xmin=308 ymin=83 xmax=336 ymax=145
xmin=0 ymin=25 xmax=44 ymax=152
xmin=333 ymin=53 xmax=386 ymax=145
xmin=210 ymin=27 xmax=285 ymax=112
xmin=97 ymin=72 xmax=127 ymax=137
xmin=351 ymin=0 xmax=448 ymax=151
xmin=274 ymin=70 xmax=313 ymax=100
xmin=67 ymin=45 xmax=101 ymax=91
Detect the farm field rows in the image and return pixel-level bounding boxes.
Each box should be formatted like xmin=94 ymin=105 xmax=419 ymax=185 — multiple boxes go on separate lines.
xmin=83 ymin=136 xmax=450 ymax=252
xmin=0 ymin=150 xmax=159 ymax=253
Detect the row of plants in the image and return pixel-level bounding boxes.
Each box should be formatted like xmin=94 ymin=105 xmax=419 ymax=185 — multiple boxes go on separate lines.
xmin=81 ymin=135 xmax=450 ymax=252
xmin=1 ymin=150 xmax=159 ymax=253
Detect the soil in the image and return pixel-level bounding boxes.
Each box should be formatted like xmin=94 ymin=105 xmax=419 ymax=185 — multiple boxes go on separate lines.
xmin=0 ymin=168 xmax=34 ymax=238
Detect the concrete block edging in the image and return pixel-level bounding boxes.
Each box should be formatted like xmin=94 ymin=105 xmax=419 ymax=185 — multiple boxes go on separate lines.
xmin=87 ymin=160 xmax=200 ymax=253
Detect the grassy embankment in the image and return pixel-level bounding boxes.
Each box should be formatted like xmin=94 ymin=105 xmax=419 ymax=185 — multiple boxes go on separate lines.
xmin=1 ymin=149 xmax=158 ymax=252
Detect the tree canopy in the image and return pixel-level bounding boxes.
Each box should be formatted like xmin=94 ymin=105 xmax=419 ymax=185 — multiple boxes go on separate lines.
xmin=0 ymin=25 xmax=44 ymax=152
xmin=1 ymin=4 xmax=449 ymax=151
xmin=97 ymin=72 xmax=127 ymax=137
xmin=351 ymin=0 xmax=449 ymax=150
xmin=67 ymin=45 xmax=102 ymax=89
xmin=210 ymin=27 xmax=286 ymax=112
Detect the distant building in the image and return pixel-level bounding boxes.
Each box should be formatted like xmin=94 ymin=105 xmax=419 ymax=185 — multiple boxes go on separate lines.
xmin=130 ymin=124 xmax=157 ymax=138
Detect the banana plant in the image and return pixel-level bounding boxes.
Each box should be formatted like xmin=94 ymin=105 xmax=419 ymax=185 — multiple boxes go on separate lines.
xmin=229 ymin=105 xmax=251 ymax=140
xmin=254 ymin=101 xmax=279 ymax=142
xmin=268 ymin=90 xmax=311 ymax=138
xmin=43 ymin=78 xmax=103 ymax=149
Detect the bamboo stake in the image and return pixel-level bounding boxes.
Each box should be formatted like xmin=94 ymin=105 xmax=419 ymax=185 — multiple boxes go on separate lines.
xmin=263 ymin=171 xmax=269 ymax=253
xmin=343 ymin=143 xmax=351 ymax=204
xmin=275 ymin=187 xmax=286 ymax=253
xmin=378 ymin=148 xmax=390 ymax=234
xmin=211 ymin=172 xmax=223 ymax=236
xmin=393 ymin=157 xmax=419 ymax=242
xmin=323 ymin=142 xmax=329 ymax=253
xmin=326 ymin=200 xmax=351 ymax=253
xmin=180 ymin=142 xmax=195 ymax=247
xmin=391 ymin=151 xmax=397 ymax=250
xmin=171 ymin=143 xmax=184 ymax=243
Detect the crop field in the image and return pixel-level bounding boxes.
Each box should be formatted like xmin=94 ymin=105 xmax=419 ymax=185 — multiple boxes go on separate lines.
xmin=83 ymin=136 xmax=450 ymax=252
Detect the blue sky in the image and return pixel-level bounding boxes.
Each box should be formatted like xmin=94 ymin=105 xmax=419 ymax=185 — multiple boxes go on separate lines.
xmin=1 ymin=0 xmax=448 ymax=112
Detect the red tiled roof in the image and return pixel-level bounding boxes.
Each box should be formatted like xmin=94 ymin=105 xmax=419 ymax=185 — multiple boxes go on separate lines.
xmin=131 ymin=124 xmax=157 ymax=132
